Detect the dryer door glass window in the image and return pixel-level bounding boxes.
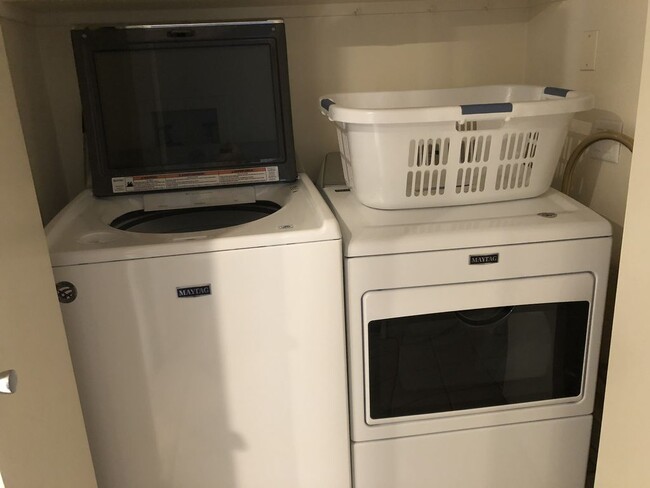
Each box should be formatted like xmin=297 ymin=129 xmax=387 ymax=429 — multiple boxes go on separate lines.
xmin=368 ymin=300 xmax=589 ymax=420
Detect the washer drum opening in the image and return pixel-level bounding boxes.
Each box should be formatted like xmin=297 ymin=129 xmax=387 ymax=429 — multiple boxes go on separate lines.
xmin=110 ymin=201 xmax=281 ymax=234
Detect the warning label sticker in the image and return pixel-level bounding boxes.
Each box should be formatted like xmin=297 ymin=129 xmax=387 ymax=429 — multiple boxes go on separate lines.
xmin=112 ymin=167 xmax=280 ymax=193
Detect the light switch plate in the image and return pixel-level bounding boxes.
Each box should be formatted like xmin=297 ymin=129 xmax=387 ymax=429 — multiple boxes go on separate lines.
xmin=580 ymin=30 xmax=599 ymax=71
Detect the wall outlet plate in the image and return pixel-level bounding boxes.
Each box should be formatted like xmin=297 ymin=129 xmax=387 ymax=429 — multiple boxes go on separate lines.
xmin=580 ymin=30 xmax=599 ymax=71
xmin=589 ymin=119 xmax=624 ymax=164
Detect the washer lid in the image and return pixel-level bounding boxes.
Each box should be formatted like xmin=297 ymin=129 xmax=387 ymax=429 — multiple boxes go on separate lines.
xmin=322 ymin=186 xmax=612 ymax=258
xmin=47 ymin=175 xmax=340 ymax=266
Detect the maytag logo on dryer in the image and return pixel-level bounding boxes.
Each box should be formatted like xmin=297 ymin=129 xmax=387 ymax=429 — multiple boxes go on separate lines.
xmin=469 ymin=253 xmax=500 ymax=265
xmin=176 ymin=285 xmax=212 ymax=298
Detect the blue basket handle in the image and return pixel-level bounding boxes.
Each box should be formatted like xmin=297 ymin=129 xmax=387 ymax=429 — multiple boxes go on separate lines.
xmin=461 ymin=103 xmax=513 ymax=116
xmin=320 ymin=98 xmax=336 ymax=114
xmin=544 ymin=86 xmax=573 ymax=97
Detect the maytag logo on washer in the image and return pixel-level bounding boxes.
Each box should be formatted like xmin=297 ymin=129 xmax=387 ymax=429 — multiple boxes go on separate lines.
xmin=177 ymin=284 xmax=212 ymax=298
xmin=469 ymin=253 xmax=499 ymax=265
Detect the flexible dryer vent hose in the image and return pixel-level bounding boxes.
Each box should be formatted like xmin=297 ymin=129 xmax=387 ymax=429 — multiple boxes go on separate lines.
xmin=561 ymin=131 xmax=635 ymax=195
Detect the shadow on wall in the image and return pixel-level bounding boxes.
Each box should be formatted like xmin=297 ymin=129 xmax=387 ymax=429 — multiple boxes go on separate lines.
xmin=554 ymin=110 xmax=625 ymax=206
xmin=1 ymin=18 xmax=70 ymax=224
xmin=553 ymin=108 xmax=627 ymax=360
xmin=526 ymin=1 xmax=571 ymax=88
xmin=553 ymin=107 xmax=629 ymax=488
xmin=553 ymin=108 xmax=628 ymax=270
xmin=283 ymin=7 xmax=531 ymax=179
xmin=25 ymin=3 xmax=573 ymax=216
xmin=28 ymin=6 xmax=533 ymax=214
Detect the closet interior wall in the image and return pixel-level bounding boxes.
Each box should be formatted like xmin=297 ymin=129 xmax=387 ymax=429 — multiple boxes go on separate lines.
xmin=525 ymin=2 xmax=648 ymax=478
xmin=0 ymin=0 xmax=646 ymax=482
xmin=2 ymin=0 xmax=646 ymax=348
xmin=2 ymin=0 xmax=532 ymax=221
xmin=1 ymin=0 xmax=647 ymax=384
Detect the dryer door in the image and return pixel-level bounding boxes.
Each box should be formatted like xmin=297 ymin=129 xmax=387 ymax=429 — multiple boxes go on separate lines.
xmin=362 ymin=273 xmax=594 ymax=427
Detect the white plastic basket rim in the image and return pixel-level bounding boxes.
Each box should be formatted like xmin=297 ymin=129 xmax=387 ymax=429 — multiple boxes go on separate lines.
xmin=320 ymin=85 xmax=594 ymax=125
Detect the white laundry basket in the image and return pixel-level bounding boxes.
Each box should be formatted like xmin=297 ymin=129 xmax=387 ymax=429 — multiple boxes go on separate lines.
xmin=320 ymin=85 xmax=594 ymax=209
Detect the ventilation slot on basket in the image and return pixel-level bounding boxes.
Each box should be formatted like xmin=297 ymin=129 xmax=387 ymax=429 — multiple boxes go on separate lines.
xmin=460 ymin=136 xmax=492 ymax=164
xmin=456 ymin=167 xmax=487 ymax=194
xmin=406 ymin=169 xmax=447 ymax=197
xmin=500 ymin=131 xmax=540 ymax=161
xmin=456 ymin=121 xmax=478 ymax=132
xmin=456 ymin=120 xmax=504 ymax=131
xmin=409 ymin=138 xmax=450 ymax=167
xmin=495 ymin=162 xmax=534 ymax=191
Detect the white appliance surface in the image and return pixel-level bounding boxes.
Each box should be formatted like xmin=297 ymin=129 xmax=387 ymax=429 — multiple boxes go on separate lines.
xmin=48 ymin=175 xmax=340 ymax=266
xmin=342 ymin=238 xmax=611 ymax=442
xmin=353 ymin=415 xmax=592 ymax=488
xmin=323 ymin=185 xmax=611 ymax=257
xmin=47 ymin=174 xmax=352 ymax=488
xmin=321 ymin=181 xmax=612 ymax=488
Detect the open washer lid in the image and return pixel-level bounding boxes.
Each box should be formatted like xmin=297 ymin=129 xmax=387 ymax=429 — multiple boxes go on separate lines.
xmin=72 ymin=20 xmax=297 ymax=196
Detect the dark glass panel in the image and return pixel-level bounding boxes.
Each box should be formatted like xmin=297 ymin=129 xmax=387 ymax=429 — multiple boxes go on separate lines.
xmin=368 ymin=301 xmax=589 ymax=419
xmin=94 ymin=44 xmax=280 ymax=171
xmin=110 ymin=201 xmax=280 ymax=233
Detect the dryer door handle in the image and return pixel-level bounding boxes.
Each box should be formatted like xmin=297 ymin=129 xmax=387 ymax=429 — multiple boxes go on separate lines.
xmin=455 ymin=306 xmax=514 ymax=327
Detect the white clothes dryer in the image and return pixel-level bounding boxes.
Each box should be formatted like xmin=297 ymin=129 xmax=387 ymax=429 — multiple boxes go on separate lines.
xmin=322 ymin=181 xmax=611 ymax=488
xmin=46 ymin=175 xmax=351 ymax=488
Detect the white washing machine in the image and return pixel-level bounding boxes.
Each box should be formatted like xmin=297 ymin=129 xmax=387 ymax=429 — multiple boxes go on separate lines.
xmin=46 ymin=175 xmax=351 ymax=488
xmin=322 ymin=179 xmax=611 ymax=488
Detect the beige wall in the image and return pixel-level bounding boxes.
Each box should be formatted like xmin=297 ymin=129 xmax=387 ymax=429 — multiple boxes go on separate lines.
xmin=2 ymin=0 xmax=647 ymax=227
xmin=526 ymin=0 xmax=648 ymax=260
xmin=1 ymin=0 xmax=649 ymax=482
xmin=525 ymin=0 xmax=647 ymax=386
xmin=285 ymin=9 xmax=528 ymax=179
xmin=595 ymin=4 xmax=650 ymax=485
xmin=1 ymin=16 xmax=69 ymax=223
xmin=4 ymin=2 xmax=529 ymax=220
xmin=525 ymin=5 xmax=647 ymax=480
xmin=0 ymin=20 xmax=97 ymax=486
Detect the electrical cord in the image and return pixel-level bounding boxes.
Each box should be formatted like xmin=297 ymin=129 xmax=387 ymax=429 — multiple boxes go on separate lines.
xmin=561 ymin=131 xmax=634 ymax=194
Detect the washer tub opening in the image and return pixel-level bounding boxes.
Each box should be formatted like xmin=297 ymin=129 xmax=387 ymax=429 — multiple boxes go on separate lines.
xmin=110 ymin=201 xmax=281 ymax=234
